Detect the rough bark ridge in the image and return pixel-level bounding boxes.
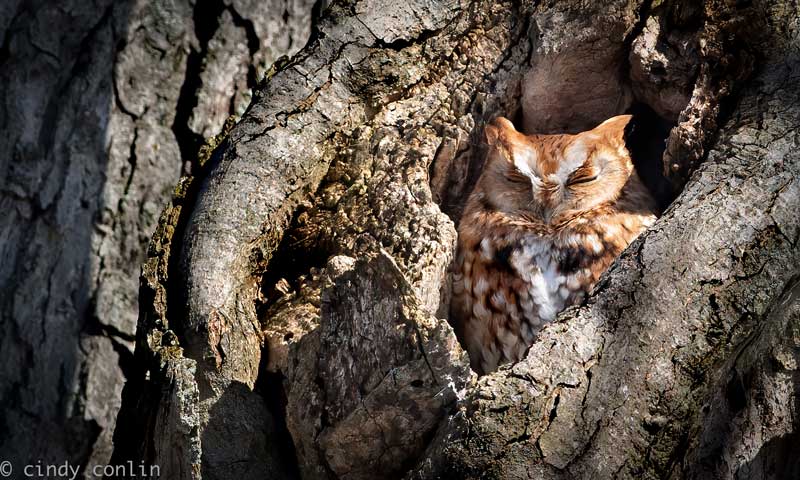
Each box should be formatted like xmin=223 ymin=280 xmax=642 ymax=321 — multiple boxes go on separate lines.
xmin=112 ymin=0 xmax=798 ymax=479
xmin=0 ymin=0 xmax=313 ymax=474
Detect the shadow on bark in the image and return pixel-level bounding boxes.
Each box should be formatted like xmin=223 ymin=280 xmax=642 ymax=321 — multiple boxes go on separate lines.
xmin=1 ymin=0 xmax=317 ymax=475
xmin=202 ymin=381 xmax=296 ymax=479
xmin=0 ymin=0 xmax=135 ymax=472
xmin=737 ymin=433 xmax=800 ymax=480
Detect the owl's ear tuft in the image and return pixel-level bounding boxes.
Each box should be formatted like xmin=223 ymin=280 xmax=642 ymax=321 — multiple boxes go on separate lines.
xmin=484 ymin=124 xmax=501 ymax=146
xmin=592 ymin=115 xmax=633 ymax=147
xmin=485 ymin=116 xmax=519 ymax=148
xmin=492 ymin=116 xmax=517 ymax=131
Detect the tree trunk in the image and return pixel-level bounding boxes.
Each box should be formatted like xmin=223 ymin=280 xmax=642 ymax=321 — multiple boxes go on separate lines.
xmin=0 ymin=0 xmax=314 ymax=476
xmin=112 ymin=0 xmax=799 ymax=479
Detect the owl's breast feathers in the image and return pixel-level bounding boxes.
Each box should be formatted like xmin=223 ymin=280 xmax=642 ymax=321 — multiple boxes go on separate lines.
xmin=452 ymin=200 xmax=656 ymax=374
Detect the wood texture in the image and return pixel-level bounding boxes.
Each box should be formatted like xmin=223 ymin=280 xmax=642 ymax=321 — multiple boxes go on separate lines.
xmin=111 ymin=0 xmax=799 ymax=479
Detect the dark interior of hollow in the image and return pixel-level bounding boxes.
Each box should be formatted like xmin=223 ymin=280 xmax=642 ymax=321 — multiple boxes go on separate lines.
xmin=623 ymin=102 xmax=677 ymax=212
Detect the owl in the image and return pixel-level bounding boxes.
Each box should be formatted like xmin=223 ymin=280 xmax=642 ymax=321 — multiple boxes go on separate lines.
xmin=451 ymin=115 xmax=659 ymax=374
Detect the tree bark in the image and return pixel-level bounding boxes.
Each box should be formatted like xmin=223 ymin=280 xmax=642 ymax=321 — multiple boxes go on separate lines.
xmin=112 ymin=0 xmax=799 ymax=479
xmin=0 ymin=0 xmax=314 ymax=476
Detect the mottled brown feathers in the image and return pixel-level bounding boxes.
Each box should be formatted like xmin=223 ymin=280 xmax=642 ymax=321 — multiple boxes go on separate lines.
xmin=451 ymin=115 xmax=658 ymax=374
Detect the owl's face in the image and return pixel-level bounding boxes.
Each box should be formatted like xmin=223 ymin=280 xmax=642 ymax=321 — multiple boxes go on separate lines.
xmin=479 ymin=115 xmax=636 ymax=224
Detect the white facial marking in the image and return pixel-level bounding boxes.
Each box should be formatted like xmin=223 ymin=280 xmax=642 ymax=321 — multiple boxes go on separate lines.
xmin=593 ymin=150 xmax=615 ymax=171
xmin=557 ymin=139 xmax=587 ymax=182
xmin=513 ymin=147 xmax=536 ymax=177
xmin=513 ymin=147 xmax=543 ymax=189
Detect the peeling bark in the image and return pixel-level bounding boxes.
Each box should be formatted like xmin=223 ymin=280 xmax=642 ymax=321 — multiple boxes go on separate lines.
xmin=112 ymin=0 xmax=798 ymax=479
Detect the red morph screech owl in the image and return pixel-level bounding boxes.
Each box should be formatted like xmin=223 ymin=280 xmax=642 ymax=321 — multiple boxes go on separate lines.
xmin=451 ymin=115 xmax=659 ymax=374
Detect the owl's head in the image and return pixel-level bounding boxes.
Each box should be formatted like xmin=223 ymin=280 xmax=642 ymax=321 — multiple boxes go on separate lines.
xmin=480 ymin=115 xmax=636 ymax=223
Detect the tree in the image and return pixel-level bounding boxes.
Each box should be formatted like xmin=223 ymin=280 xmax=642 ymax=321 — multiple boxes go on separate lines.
xmin=112 ymin=0 xmax=799 ymax=479
xmin=0 ymin=0 xmax=315 ymax=474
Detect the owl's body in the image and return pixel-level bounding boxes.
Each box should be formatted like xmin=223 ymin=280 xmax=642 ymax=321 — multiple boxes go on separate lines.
xmin=451 ymin=115 xmax=658 ymax=374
